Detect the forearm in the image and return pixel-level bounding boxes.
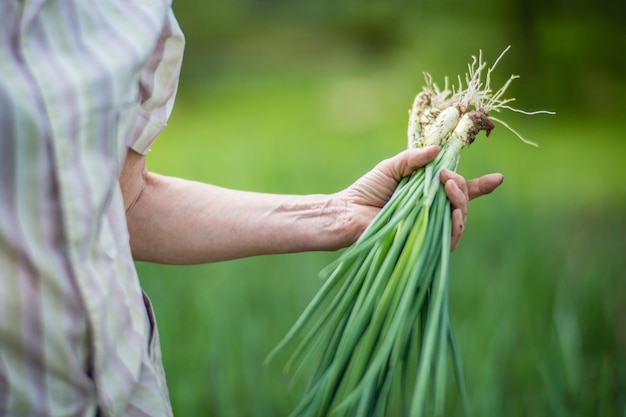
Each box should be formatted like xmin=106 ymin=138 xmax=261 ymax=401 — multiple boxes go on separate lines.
xmin=125 ymin=173 xmax=355 ymax=264
xmin=119 ymin=145 xmax=499 ymax=264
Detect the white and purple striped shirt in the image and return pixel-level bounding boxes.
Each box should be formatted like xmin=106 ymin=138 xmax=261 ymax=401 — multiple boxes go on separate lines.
xmin=0 ymin=0 xmax=184 ymax=415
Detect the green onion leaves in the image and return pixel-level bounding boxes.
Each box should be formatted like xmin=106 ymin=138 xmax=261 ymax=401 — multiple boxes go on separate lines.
xmin=267 ymin=49 xmax=549 ymax=417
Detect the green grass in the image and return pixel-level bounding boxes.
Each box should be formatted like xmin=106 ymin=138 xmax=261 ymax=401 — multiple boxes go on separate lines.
xmin=137 ymin=46 xmax=626 ymax=417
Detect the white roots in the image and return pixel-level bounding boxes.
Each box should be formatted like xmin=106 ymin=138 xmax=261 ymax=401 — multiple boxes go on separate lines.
xmin=408 ymin=46 xmax=554 ymax=148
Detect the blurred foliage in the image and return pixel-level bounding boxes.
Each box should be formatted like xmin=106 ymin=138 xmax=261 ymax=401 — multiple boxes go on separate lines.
xmin=173 ymin=0 xmax=626 ymax=115
xmin=139 ymin=0 xmax=626 ymax=416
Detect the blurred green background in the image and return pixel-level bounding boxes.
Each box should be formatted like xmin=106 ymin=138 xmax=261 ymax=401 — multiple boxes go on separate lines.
xmin=136 ymin=0 xmax=626 ymax=416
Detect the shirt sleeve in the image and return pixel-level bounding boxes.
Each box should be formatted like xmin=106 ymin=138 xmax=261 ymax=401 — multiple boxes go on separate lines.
xmin=125 ymin=9 xmax=185 ymax=155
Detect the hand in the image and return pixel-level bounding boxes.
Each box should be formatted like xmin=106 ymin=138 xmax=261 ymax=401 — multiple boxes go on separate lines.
xmin=439 ymin=168 xmax=504 ymax=250
xmin=339 ymin=146 xmax=504 ymax=250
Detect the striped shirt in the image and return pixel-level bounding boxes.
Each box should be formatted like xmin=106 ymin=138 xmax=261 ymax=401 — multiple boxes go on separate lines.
xmin=0 ymin=1 xmax=184 ymax=415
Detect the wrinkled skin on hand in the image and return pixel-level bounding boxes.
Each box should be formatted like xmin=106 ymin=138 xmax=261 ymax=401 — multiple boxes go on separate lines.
xmin=340 ymin=146 xmax=504 ymax=251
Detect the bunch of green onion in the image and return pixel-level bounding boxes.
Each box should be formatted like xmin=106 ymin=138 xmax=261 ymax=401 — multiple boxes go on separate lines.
xmin=267 ymin=48 xmax=552 ymax=417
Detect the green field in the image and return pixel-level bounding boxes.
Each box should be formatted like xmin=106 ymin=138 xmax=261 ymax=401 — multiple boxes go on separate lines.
xmin=136 ymin=24 xmax=626 ymax=417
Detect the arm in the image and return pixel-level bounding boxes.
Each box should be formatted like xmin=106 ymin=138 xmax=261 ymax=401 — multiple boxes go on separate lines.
xmin=120 ymin=149 xmax=352 ymax=264
xmin=120 ymin=147 xmax=503 ymax=264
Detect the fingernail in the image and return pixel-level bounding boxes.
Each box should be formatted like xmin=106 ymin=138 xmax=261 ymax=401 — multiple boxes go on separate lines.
xmin=440 ymin=168 xmax=453 ymax=179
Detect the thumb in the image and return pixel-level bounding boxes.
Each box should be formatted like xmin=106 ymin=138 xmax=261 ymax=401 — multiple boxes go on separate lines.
xmin=376 ymin=146 xmax=440 ymax=181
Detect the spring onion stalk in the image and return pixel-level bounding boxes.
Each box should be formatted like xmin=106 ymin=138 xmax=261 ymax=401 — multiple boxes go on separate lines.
xmin=266 ymin=47 xmax=553 ymax=417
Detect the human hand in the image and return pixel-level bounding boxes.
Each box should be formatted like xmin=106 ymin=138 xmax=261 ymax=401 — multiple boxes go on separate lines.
xmin=339 ymin=146 xmax=504 ymax=250
xmin=439 ymin=167 xmax=504 ymax=250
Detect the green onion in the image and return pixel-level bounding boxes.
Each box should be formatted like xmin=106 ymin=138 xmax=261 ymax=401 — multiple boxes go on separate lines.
xmin=267 ymin=47 xmax=553 ymax=417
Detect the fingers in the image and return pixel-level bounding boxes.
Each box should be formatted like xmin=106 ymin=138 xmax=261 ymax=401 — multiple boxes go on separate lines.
xmin=450 ymin=208 xmax=464 ymax=251
xmin=440 ymin=168 xmax=504 ymax=251
xmin=466 ymin=173 xmax=505 ymax=200
xmin=402 ymin=146 xmax=441 ymax=175
xmin=442 ymin=171 xmax=469 ymax=218
xmin=440 ymin=169 xmax=504 ymax=201
xmin=377 ymin=146 xmax=440 ymax=182
xmin=443 ymin=177 xmax=467 ymax=252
